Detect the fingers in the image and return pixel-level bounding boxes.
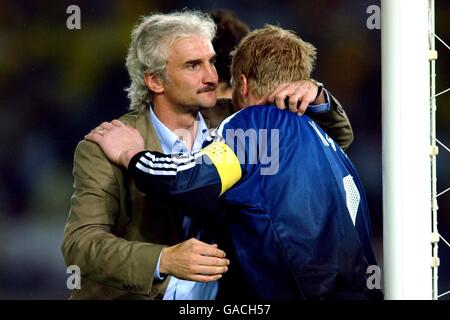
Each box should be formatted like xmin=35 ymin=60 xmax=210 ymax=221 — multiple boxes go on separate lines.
xmin=186 ymin=239 xmax=227 ymax=258
xmin=274 ymin=93 xmax=288 ymax=111
xmin=85 ymin=131 xmax=101 ymax=143
xmin=111 ymin=120 xmax=142 ymax=140
xmin=89 ymin=120 xmax=124 ymax=133
xmin=297 ymin=98 xmax=309 ymax=116
xmin=187 ymin=239 xmax=229 ymax=265
xmin=111 ymin=119 xmax=125 ymax=127
xmin=86 ymin=120 xmax=128 ymax=140
xmin=268 ymin=80 xmax=320 ymax=114
xmin=267 ymin=83 xmax=290 ymax=104
xmin=286 ymin=94 xmax=300 ymax=113
xmin=186 ymin=260 xmax=229 ymax=282
xmin=272 ymin=87 xmax=307 ymax=112
xmin=276 ymin=91 xmax=306 ymax=113
xmin=160 ymin=238 xmax=231 ymax=281
xmin=192 ymin=264 xmax=228 ymax=276
xmin=190 ymin=274 xmax=223 ymax=283
xmin=194 ymin=243 xmax=227 ymax=258
xmin=100 ymin=121 xmax=114 ymax=130
xmin=197 ymin=255 xmax=230 ymax=267
xmin=90 ymin=122 xmax=114 ymax=137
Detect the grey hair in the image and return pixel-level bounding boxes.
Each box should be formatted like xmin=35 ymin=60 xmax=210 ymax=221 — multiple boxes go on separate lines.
xmin=125 ymin=10 xmax=216 ymax=112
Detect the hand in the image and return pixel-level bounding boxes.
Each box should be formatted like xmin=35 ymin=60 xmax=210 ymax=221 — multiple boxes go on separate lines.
xmin=159 ymin=238 xmax=230 ymax=282
xmin=261 ymin=80 xmax=324 ymax=116
xmin=85 ymin=119 xmax=145 ymax=168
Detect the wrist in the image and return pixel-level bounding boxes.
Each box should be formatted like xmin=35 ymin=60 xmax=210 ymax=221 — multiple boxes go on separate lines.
xmin=313 ymin=90 xmax=326 ymax=104
xmin=310 ymin=79 xmax=325 ymax=104
xmin=159 ymin=247 xmax=170 ymax=275
xmin=121 ymin=148 xmax=144 ymax=169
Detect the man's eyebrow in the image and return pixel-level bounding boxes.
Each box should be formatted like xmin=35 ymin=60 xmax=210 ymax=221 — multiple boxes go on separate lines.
xmin=184 ymin=59 xmax=202 ymax=65
xmin=184 ymin=54 xmax=217 ymax=65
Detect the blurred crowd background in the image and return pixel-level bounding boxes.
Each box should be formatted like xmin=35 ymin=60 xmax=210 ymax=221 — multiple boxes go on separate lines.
xmin=0 ymin=0 xmax=449 ymax=299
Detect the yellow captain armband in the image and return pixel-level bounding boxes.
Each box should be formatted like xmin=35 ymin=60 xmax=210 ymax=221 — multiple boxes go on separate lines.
xmin=201 ymin=141 xmax=242 ymax=195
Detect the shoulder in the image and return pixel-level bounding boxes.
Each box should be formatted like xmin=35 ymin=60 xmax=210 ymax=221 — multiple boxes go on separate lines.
xmin=74 ymin=109 xmax=147 ymax=167
xmin=73 ymin=139 xmax=113 ymax=178
xmin=117 ymin=109 xmax=145 ymax=128
xmin=73 ymin=138 xmax=123 ymax=189
xmin=227 ymin=105 xmax=292 ymax=127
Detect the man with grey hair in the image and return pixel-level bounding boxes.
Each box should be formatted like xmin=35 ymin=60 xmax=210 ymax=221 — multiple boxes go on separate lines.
xmin=62 ymin=10 xmax=353 ymax=300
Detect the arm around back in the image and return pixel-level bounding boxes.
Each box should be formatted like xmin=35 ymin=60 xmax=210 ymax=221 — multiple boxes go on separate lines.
xmin=307 ymin=90 xmax=353 ymax=150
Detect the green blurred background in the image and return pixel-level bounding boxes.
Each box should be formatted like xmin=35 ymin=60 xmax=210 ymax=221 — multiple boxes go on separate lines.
xmin=0 ymin=0 xmax=449 ymax=299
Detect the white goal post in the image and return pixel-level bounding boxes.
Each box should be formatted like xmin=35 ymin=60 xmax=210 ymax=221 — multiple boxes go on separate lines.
xmin=381 ymin=0 xmax=433 ymax=299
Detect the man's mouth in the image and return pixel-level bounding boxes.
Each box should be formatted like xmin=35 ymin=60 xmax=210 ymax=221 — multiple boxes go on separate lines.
xmin=197 ymin=85 xmax=218 ymax=94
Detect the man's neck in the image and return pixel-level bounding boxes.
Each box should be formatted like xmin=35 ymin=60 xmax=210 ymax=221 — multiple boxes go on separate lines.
xmin=152 ymin=100 xmax=199 ymax=150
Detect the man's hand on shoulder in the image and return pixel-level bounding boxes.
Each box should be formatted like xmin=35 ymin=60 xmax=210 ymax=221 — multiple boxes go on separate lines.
xmin=260 ymin=79 xmax=324 ymax=115
xmin=85 ymin=119 xmax=145 ymax=168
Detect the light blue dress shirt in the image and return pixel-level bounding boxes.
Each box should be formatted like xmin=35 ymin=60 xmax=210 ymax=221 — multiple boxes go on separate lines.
xmin=149 ymin=105 xmax=219 ymax=300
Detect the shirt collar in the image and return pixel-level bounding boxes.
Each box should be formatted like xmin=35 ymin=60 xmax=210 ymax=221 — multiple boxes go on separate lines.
xmin=149 ymin=104 xmax=208 ymax=154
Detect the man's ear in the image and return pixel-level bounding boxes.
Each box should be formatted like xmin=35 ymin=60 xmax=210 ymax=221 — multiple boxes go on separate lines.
xmin=144 ymin=73 xmax=164 ymax=94
xmin=239 ymin=74 xmax=248 ymax=98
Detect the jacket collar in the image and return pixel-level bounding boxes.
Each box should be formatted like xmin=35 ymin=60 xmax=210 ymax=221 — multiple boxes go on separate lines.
xmin=133 ymin=107 xmax=164 ymax=153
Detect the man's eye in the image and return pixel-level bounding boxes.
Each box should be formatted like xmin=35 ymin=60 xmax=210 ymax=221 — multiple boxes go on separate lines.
xmin=188 ymin=63 xmax=200 ymax=70
xmin=210 ymin=59 xmax=216 ymax=66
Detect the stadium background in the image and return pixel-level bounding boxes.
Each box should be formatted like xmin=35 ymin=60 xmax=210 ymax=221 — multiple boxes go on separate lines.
xmin=0 ymin=0 xmax=449 ymax=299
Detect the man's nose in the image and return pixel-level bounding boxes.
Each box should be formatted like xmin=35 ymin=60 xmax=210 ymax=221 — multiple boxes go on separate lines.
xmin=203 ymin=64 xmax=218 ymax=84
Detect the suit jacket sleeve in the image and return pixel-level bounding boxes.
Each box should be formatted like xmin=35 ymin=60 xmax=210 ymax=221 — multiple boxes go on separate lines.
xmin=61 ymin=139 xmax=167 ymax=297
xmin=306 ymin=89 xmax=354 ymax=151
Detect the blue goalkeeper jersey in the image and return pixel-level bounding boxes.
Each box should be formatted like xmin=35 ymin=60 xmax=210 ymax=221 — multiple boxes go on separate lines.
xmin=129 ymin=105 xmax=381 ymax=299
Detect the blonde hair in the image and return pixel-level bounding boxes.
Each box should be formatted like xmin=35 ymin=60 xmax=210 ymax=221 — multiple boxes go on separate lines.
xmin=125 ymin=11 xmax=216 ymax=112
xmin=231 ymin=25 xmax=316 ymax=99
